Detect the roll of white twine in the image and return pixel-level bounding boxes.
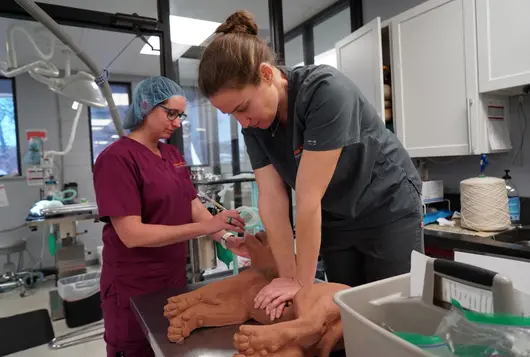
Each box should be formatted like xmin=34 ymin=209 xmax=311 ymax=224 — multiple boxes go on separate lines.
xmin=460 ymin=176 xmax=511 ymax=232
xmin=460 ymin=177 xmax=511 ymax=232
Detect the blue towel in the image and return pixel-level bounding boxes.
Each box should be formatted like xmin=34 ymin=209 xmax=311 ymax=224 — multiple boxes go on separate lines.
xmin=424 ymin=209 xmax=454 ymax=225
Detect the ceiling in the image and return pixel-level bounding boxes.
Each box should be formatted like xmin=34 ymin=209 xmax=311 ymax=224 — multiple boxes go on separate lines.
xmin=0 ymin=0 xmax=338 ymax=81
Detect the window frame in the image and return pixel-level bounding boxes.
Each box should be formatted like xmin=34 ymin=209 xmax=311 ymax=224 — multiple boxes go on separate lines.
xmin=283 ymin=0 xmax=363 ymax=67
xmin=88 ymin=81 xmax=132 ymax=169
xmin=0 ymin=76 xmax=21 ymax=177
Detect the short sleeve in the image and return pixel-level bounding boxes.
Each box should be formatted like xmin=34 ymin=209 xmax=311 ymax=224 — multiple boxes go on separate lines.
xmin=298 ymin=66 xmax=362 ymax=151
xmin=93 ymin=152 xmax=142 ymax=221
xmin=242 ymin=129 xmax=271 ymax=170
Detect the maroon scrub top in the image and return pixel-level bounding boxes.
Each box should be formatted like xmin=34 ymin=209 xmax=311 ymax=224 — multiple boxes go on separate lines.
xmin=93 ymin=137 xmax=196 ymax=355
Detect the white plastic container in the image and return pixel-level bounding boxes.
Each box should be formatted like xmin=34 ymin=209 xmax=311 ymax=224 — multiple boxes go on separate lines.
xmin=57 ymin=272 xmax=102 ymax=328
xmin=333 ymin=258 xmax=518 ymax=357
xmin=58 ymin=272 xmax=101 ymax=302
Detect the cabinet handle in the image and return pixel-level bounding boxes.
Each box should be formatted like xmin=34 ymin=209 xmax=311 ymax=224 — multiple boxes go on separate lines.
xmin=467 ymin=98 xmax=474 ymax=154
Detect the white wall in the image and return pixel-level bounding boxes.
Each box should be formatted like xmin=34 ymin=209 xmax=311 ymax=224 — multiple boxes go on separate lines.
xmin=0 ymin=73 xmax=148 ymax=272
xmin=426 ymin=97 xmax=530 ymax=196
xmin=0 ymin=74 xmax=60 ymax=269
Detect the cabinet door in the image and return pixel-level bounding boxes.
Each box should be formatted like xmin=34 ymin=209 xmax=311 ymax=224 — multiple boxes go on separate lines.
xmin=391 ymin=0 xmax=478 ymax=157
xmin=336 ymin=17 xmax=385 ymax=122
xmin=477 ymin=0 xmax=530 ymax=93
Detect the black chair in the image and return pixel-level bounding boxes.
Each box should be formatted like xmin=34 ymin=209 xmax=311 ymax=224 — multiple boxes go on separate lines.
xmin=0 ymin=309 xmax=55 ymax=356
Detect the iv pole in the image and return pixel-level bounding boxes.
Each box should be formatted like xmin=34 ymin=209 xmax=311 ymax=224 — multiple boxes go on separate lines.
xmin=13 ymin=0 xmax=126 ymax=137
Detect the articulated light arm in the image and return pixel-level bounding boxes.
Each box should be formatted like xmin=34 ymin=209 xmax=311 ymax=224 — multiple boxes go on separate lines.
xmin=14 ymin=0 xmax=125 ymax=137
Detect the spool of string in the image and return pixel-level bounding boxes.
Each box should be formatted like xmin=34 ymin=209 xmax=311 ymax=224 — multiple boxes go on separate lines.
xmin=460 ymin=176 xmax=511 ymax=232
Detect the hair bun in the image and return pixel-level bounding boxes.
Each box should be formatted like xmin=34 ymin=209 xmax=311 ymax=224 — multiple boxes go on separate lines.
xmin=215 ymin=10 xmax=258 ymax=36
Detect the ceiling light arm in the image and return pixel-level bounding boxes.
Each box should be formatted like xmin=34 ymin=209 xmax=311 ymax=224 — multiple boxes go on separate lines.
xmin=46 ymin=103 xmax=84 ymax=157
xmin=0 ymin=59 xmax=58 ymax=78
xmin=14 ymin=0 xmax=125 ymax=137
xmin=6 ymin=24 xmax=55 ymax=68
xmin=0 ymin=24 xmax=59 ymax=78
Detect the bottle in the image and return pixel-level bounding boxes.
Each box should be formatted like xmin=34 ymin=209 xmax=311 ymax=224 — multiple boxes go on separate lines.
xmin=502 ymin=170 xmax=520 ymax=225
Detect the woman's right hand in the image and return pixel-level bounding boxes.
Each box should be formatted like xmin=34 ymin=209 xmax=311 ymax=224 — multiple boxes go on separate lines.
xmin=204 ymin=210 xmax=245 ymax=234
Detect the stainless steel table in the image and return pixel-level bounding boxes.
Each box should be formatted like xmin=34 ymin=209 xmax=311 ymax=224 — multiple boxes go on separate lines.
xmin=130 ymin=277 xmax=255 ymax=357
xmin=131 ymin=277 xmax=346 ymax=357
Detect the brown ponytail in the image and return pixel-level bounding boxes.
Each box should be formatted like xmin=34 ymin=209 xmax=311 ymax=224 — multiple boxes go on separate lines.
xmin=198 ymin=10 xmax=277 ymax=98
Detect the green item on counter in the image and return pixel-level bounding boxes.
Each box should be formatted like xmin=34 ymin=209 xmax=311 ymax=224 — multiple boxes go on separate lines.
xmin=215 ymin=241 xmax=233 ymax=269
xmin=48 ymin=231 xmax=56 ymax=256
xmin=451 ymin=299 xmax=530 ymax=326
xmin=394 ymin=332 xmax=453 ymax=357
xmin=394 ymin=331 xmax=446 ymax=346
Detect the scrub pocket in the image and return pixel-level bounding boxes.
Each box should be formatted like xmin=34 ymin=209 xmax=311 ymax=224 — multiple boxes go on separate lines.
xmin=101 ymin=282 xmax=151 ymax=355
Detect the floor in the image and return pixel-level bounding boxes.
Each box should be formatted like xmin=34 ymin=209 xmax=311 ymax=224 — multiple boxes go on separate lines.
xmin=0 ymin=277 xmax=106 ymax=357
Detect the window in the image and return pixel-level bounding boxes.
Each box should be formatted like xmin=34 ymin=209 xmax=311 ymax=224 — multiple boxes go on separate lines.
xmin=217 ymin=110 xmax=233 ymax=166
xmin=285 ymin=34 xmax=305 ymax=68
xmin=182 ymin=87 xmax=209 ymax=166
xmin=0 ymin=78 xmax=19 ymax=176
xmin=313 ymin=7 xmax=351 ymax=68
xmin=89 ymin=82 xmax=131 ymax=163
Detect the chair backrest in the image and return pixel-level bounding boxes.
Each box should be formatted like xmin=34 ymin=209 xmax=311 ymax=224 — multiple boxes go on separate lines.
xmin=0 ymin=225 xmax=27 ymax=250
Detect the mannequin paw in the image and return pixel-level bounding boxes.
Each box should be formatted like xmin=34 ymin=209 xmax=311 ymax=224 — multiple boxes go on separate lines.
xmin=167 ymin=310 xmax=205 ymax=343
xmin=164 ymin=293 xmax=203 ymax=319
xmin=233 ymin=324 xmax=291 ymax=356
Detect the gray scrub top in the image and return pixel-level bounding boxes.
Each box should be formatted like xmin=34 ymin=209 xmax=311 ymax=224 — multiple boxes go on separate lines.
xmin=242 ymin=65 xmax=422 ymax=231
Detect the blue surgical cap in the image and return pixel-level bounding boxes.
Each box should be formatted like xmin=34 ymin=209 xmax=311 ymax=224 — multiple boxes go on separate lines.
xmin=123 ymin=76 xmax=186 ymax=130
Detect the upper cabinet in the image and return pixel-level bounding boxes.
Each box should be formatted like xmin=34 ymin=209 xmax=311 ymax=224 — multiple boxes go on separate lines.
xmin=391 ymin=0 xmax=478 ymax=157
xmin=336 ymin=0 xmax=515 ymax=158
xmin=336 ymin=18 xmax=385 ymax=124
xmin=476 ymin=0 xmax=530 ymax=94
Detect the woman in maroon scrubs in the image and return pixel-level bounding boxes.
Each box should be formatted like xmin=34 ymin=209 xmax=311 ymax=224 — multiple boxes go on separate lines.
xmin=93 ymin=76 xmax=247 ymax=357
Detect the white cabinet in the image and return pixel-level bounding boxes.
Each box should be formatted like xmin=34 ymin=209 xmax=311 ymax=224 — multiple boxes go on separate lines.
xmin=336 ymin=0 xmax=512 ymax=158
xmin=391 ymin=0 xmax=478 ymax=157
xmin=476 ymin=0 xmax=530 ymax=94
xmin=335 ymin=18 xmax=385 ymax=123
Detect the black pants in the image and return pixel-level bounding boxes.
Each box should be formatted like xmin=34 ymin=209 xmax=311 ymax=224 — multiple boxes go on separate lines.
xmin=320 ymin=209 xmax=424 ymax=288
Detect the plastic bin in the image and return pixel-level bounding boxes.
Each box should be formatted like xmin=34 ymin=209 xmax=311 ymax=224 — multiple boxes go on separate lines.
xmin=58 ymin=272 xmax=102 ymax=328
xmin=334 ymin=258 xmax=520 ymax=357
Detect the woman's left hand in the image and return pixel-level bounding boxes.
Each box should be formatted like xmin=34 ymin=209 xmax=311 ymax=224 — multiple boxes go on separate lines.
xmin=225 ymin=234 xmax=250 ymax=259
xmin=254 ymin=277 xmax=302 ymax=321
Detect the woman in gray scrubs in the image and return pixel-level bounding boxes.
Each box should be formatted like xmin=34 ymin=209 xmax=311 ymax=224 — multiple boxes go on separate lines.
xmin=198 ymin=10 xmax=423 ymax=321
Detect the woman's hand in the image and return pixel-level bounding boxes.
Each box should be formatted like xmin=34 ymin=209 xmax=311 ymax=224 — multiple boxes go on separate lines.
xmin=254 ymin=277 xmax=303 ymax=321
xmin=225 ymin=233 xmax=251 ymax=259
xmin=204 ymin=210 xmax=245 ymax=235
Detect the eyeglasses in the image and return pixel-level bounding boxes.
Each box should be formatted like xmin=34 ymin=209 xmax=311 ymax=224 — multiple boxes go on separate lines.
xmin=158 ymin=104 xmax=188 ymax=121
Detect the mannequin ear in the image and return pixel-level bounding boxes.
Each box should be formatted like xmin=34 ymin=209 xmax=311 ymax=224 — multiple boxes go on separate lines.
xmin=259 ymin=63 xmax=274 ymax=83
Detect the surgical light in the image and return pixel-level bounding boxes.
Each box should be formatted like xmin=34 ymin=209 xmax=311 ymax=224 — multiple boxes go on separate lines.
xmin=13 ymin=0 xmax=125 ymax=137
xmin=48 ymin=71 xmax=107 ymax=108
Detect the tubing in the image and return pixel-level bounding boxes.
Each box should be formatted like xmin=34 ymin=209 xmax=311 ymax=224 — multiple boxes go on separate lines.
xmin=0 ymin=59 xmax=59 ymax=78
xmin=6 ymin=25 xmax=55 ymax=67
xmin=14 ymin=0 xmax=125 ymax=137
xmin=46 ymin=103 xmax=83 ymax=156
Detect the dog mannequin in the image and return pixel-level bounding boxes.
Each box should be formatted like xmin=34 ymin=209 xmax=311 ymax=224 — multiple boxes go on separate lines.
xmin=163 ymin=232 xmax=348 ymax=357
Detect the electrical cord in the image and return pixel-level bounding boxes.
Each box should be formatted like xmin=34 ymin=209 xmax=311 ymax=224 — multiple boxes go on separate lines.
xmin=512 ymin=95 xmax=528 ymax=166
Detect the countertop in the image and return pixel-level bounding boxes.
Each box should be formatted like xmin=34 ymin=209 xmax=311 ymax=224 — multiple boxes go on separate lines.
xmin=424 ymin=227 xmax=530 ymax=260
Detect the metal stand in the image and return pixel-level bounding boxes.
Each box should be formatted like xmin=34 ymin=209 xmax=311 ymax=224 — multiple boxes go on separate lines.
xmin=48 ymin=320 xmax=104 ymax=349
